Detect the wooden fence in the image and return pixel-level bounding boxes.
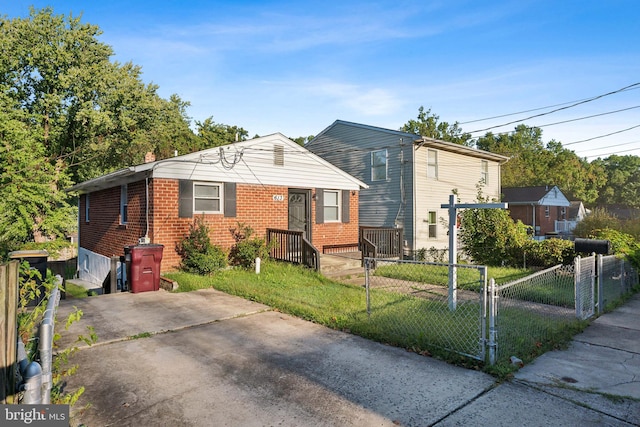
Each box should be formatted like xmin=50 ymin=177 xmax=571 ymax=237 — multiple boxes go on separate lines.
xmin=1 ymin=261 xmax=20 ymax=404
xmin=266 ymin=229 xmax=320 ymax=271
xmin=359 ymin=226 xmax=403 ymax=258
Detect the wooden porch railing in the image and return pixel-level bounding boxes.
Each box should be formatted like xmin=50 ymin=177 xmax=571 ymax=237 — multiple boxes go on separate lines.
xmin=359 ymin=226 xmax=403 ymax=258
xmin=266 ymin=229 xmax=320 ymax=271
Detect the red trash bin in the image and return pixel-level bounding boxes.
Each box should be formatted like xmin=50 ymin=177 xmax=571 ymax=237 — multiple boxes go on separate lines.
xmin=129 ymin=244 xmax=164 ymax=293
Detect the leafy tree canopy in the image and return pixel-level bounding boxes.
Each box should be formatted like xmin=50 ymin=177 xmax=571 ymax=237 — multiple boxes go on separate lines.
xmin=591 ymin=155 xmax=640 ymax=208
xmin=195 ymin=117 xmax=249 ymax=149
xmin=476 ymin=125 xmax=603 ymax=205
xmin=401 ymin=106 xmax=472 ymax=146
xmin=0 ymin=7 xmax=246 ymax=254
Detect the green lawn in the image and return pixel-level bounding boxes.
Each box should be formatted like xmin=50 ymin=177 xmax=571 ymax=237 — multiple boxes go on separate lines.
xmin=373 ymin=263 xmax=535 ymax=291
xmin=164 ymin=261 xmax=585 ymax=374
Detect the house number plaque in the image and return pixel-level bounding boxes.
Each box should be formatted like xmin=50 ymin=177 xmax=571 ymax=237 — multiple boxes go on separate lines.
xmin=273 ymin=195 xmax=284 ymax=202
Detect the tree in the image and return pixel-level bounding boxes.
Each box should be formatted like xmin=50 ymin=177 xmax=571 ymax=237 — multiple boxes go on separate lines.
xmin=0 ymin=95 xmax=75 ymax=252
xmin=291 ymin=135 xmax=315 ymax=146
xmin=0 ymin=7 xmax=204 ymax=252
xmin=592 ymin=155 xmax=640 ymax=208
xmin=401 ymin=106 xmax=472 ymax=146
xmin=195 ymin=117 xmax=249 ymax=148
xmin=476 ymin=125 xmax=602 ymax=204
xmin=458 ymin=190 xmax=530 ymax=266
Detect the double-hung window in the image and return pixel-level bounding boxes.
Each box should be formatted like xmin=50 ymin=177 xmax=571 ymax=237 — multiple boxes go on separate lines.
xmin=427 ymin=149 xmax=438 ymax=180
xmin=481 ymin=160 xmax=488 ymax=185
xmin=323 ymin=190 xmax=340 ymax=222
xmin=428 ymin=211 xmax=437 ymax=238
xmin=194 ymin=183 xmax=222 ymax=214
xmin=371 ymin=149 xmax=387 ymax=181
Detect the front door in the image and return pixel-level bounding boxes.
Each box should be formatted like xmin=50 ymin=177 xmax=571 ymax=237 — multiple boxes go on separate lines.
xmin=288 ymin=190 xmax=310 ymax=240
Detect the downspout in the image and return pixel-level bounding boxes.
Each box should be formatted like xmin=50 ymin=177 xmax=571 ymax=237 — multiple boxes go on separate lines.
xmin=532 ymin=203 xmax=536 ymax=237
xmin=145 ymin=177 xmax=150 ymax=241
xmin=412 ymin=143 xmax=418 ymax=258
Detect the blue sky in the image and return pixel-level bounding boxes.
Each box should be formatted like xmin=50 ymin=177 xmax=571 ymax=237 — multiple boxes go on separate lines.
xmin=4 ymin=1 xmax=640 ymax=159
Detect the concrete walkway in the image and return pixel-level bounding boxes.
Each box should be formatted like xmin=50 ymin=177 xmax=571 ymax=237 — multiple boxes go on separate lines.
xmin=56 ymin=289 xmax=640 ymax=426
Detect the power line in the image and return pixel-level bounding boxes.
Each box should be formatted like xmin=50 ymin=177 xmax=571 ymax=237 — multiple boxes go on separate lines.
xmin=563 ymin=124 xmax=640 ymax=146
xmin=535 ymin=105 xmax=640 ymax=128
xmin=459 ymin=85 xmax=640 ymax=125
xmin=467 ymin=82 xmax=640 ymax=134
xmin=583 ymin=146 xmax=640 ymax=160
xmin=573 ymin=139 xmax=640 ymax=154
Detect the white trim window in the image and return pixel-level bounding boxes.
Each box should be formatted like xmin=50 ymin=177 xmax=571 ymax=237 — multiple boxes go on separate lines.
xmin=427 ymin=149 xmax=438 ymax=180
xmin=481 ymin=160 xmax=489 ymax=185
xmin=120 ymin=185 xmax=128 ymax=225
xmin=323 ymin=190 xmax=341 ymax=222
xmin=194 ymin=182 xmax=223 ymax=214
xmin=428 ymin=211 xmax=437 ymax=238
xmin=545 ymin=206 xmax=550 ymax=218
xmin=371 ymin=149 xmax=388 ymax=181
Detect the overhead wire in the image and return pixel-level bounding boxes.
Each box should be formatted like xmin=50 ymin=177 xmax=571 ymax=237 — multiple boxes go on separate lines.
xmin=458 ymin=85 xmax=640 ymax=125
xmin=466 ymin=82 xmax=640 ymax=134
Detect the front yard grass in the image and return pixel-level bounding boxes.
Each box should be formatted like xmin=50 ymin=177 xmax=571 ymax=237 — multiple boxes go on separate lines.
xmin=163 ymin=261 xmax=584 ymax=374
xmin=373 ymin=263 xmax=535 ymax=291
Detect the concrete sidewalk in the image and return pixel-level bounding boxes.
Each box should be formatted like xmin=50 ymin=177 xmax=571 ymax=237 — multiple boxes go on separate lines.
xmin=56 ymin=289 xmax=640 ymax=426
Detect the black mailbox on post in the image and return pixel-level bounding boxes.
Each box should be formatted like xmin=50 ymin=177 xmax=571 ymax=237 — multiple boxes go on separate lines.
xmin=574 ymin=238 xmax=610 ymax=255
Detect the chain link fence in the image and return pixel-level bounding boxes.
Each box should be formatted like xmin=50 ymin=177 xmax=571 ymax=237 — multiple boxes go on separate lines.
xmin=365 ymin=254 xmax=638 ymax=367
xmin=575 ymin=255 xmax=596 ymax=320
xmin=598 ymin=255 xmax=639 ymax=314
xmin=488 ymin=263 xmax=582 ymax=365
xmin=364 ymin=258 xmax=487 ymax=361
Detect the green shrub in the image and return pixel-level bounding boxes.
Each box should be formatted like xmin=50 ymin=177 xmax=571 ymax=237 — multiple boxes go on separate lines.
xmin=228 ymin=223 xmax=270 ymax=268
xmin=572 ymin=208 xmax=620 ymax=238
xmin=176 ymin=216 xmax=227 ymax=275
xmin=520 ymin=238 xmax=575 ymax=267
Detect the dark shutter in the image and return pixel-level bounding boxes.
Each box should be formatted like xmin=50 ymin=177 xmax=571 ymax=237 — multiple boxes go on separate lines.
xmin=224 ymin=182 xmax=237 ymax=217
xmin=178 ymin=180 xmax=193 ymax=218
xmin=342 ymin=190 xmax=350 ymax=223
xmin=315 ymin=188 xmax=324 ymax=224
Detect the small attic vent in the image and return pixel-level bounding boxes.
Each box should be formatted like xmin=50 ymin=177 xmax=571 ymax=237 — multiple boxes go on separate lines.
xmin=274 ymin=144 xmax=284 ymax=166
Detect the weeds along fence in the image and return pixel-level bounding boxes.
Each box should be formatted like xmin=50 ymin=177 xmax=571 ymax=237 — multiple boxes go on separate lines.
xmin=0 ymin=260 xmax=62 ymax=404
xmin=365 ymin=255 xmax=638 ymax=367
xmin=364 ymin=258 xmax=488 ymax=362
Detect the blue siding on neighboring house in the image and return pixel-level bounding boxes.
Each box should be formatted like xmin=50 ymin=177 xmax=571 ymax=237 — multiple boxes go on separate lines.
xmin=307 ymin=121 xmax=416 ymax=247
xmin=309 ymin=120 xmax=508 ymax=254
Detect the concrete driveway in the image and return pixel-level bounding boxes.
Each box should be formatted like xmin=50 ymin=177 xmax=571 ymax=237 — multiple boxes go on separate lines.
xmin=56 ymin=289 xmax=639 ymax=426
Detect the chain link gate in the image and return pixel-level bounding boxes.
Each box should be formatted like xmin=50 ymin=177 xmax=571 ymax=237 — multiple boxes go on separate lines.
xmin=364 ymin=258 xmax=487 ymax=361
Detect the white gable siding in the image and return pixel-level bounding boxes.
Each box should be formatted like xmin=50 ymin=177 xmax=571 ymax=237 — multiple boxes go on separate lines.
xmin=413 ymin=145 xmax=502 ymax=251
xmin=539 ymin=186 xmax=571 ymax=207
xmin=152 ymin=134 xmax=364 ymax=191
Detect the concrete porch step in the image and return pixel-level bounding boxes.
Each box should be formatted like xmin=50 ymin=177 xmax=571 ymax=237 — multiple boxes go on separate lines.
xmin=320 ymin=252 xmax=363 ymax=276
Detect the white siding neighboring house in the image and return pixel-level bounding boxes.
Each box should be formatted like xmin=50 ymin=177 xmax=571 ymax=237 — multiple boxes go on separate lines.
xmin=556 ymin=201 xmax=589 ymax=234
xmin=306 ymin=120 xmax=508 ymax=256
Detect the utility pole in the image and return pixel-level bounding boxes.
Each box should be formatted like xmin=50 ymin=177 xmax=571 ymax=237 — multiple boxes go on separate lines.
xmin=441 ymin=194 xmax=508 ymax=310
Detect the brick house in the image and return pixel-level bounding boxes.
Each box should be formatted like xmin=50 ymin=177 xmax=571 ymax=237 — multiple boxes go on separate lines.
xmin=68 ymin=134 xmax=367 ymax=285
xmin=502 ymin=186 xmax=571 ymax=239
